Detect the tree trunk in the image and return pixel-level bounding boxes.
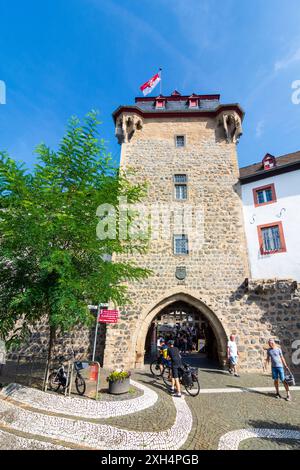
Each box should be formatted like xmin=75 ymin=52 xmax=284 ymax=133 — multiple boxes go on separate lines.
xmin=44 ymin=324 xmax=56 ymax=390
xmin=47 ymin=325 xmax=56 ymax=363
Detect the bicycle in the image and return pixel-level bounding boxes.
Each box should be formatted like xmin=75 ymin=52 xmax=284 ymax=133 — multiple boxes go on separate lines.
xmin=48 ymin=361 xmax=86 ymax=396
xmin=150 ymin=356 xmax=165 ymax=377
xmin=162 ymin=362 xmax=200 ymax=397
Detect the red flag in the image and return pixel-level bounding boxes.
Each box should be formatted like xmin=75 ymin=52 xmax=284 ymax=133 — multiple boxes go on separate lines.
xmin=140 ymin=70 xmax=161 ymax=96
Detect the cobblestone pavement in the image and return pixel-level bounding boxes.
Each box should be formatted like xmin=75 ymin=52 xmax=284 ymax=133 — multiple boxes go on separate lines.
xmin=0 ymin=380 xmax=156 ymax=419
xmin=0 ymin=356 xmax=299 ymax=450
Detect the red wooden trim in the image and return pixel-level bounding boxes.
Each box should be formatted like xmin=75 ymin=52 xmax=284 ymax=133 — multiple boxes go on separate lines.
xmin=257 ymin=221 xmax=287 ymax=255
xmin=253 ymin=183 xmax=277 ymax=207
xmin=135 ymin=94 xmax=220 ymax=102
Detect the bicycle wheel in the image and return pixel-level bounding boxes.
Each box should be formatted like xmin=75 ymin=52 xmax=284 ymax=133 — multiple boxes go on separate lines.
xmin=162 ymin=366 xmax=172 ymax=387
xmin=184 ymin=376 xmax=200 ymax=397
xmin=48 ymin=372 xmax=61 ymax=392
xmin=150 ymin=359 xmax=163 ymax=377
xmin=75 ymin=374 xmax=86 ymax=396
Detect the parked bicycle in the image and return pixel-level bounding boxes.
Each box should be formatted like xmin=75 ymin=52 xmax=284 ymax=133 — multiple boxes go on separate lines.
xmin=48 ymin=361 xmax=86 ymax=396
xmin=162 ymin=362 xmax=200 ymax=397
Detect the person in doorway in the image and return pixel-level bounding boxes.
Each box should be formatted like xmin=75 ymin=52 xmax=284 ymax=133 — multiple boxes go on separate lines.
xmin=167 ymin=340 xmax=183 ymax=397
xmin=264 ymin=338 xmax=291 ymax=401
xmin=157 ymin=335 xmax=164 ymax=350
xmin=159 ymin=339 xmax=170 ymax=374
xmin=227 ymin=334 xmax=240 ymax=377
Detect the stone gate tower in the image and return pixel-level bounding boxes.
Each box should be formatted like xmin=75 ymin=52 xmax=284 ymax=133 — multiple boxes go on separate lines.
xmin=103 ymin=91 xmax=255 ymax=370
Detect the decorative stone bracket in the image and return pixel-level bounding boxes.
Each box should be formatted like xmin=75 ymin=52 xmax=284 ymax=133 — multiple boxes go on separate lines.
xmin=115 ymin=113 xmax=143 ymax=144
xmin=217 ymin=111 xmax=243 ymax=144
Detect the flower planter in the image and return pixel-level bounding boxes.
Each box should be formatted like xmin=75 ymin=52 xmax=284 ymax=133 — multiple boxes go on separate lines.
xmin=108 ymin=377 xmax=130 ymax=395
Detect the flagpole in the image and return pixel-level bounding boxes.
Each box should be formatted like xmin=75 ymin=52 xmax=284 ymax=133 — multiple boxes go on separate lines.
xmin=159 ymin=67 xmax=162 ymax=95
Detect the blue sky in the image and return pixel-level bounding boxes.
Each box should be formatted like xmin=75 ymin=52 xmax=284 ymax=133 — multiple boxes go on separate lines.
xmin=0 ymin=0 xmax=300 ymax=169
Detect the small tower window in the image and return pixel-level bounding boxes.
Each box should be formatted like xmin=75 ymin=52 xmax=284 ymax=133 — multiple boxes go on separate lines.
xmin=174 ymin=234 xmax=189 ymax=255
xmin=175 ymin=135 xmax=185 ymax=147
xmin=174 ymin=174 xmax=187 ymax=200
xmin=155 ymin=95 xmax=166 ymax=109
xmin=188 ymin=94 xmax=199 ymax=108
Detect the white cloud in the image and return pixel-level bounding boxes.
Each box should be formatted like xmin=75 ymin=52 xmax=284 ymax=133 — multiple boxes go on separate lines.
xmin=274 ymin=46 xmax=300 ymax=72
xmin=255 ymin=120 xmax=265 ymax=138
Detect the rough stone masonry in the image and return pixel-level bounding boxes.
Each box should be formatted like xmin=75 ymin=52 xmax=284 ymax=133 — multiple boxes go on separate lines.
xmin=101 ymin=94 xmax=300 ymax=372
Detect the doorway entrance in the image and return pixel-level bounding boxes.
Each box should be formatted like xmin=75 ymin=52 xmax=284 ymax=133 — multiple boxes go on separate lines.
xmin=145 ymin=300 xmax=220 ymax=363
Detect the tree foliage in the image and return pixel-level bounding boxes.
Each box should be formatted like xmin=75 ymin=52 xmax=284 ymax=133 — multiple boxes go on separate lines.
xmin=0 ymin=111 xmax=150 ymax=354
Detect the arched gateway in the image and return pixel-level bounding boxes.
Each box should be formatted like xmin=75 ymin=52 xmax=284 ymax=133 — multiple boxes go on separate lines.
xmin=134 ymin=292 xmax=228 ymax=368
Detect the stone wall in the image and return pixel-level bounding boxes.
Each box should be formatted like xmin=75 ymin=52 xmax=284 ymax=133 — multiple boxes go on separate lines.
xmin=8 ymin=318 xmax=107 ymax=366
xmin=10 ymin=278 xmax=300 ymax=373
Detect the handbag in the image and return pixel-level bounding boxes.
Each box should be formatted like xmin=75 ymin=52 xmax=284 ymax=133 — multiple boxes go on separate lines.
xmin=284 ymin=368 xmax=295 ymax=386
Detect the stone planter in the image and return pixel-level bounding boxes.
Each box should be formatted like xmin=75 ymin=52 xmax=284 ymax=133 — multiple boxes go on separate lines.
xmin=108 ymin=377 xmax=130 ymax=395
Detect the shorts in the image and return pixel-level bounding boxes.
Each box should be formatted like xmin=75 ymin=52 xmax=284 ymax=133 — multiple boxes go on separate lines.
xmin=162 ymin=358 xmax=171 ymax=367
xmin=272 ymin=366 xmax=285 ymax=382
xmin=229 ymin=356 xmax=238 ymax=365
xmin=171 ymin=364 xmax=181 ymax=379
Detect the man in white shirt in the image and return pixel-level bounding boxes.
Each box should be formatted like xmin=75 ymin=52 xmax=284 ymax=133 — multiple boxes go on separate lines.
xmin=227 ymin=334 xmax=239 ymax=377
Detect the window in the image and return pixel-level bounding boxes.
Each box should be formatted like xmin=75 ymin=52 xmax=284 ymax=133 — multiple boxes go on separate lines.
xmin=262 ymin=153 xmax=276 ymax=170
xmin=174 ymin=234 xmax=189 ymax=255
xmin=175 ymin=135 xmax=185 ymax=147
xmin=155 ymin=96 xmax=166 ymax=109
xmin=156 ymin=99 xmax=165 ymax=109
xmin=189 ymin=98 xmax=198 ymax=108
xmin=174 ymin=174 xmax=187 ymax=200
xmin=257 ymin=222 xmax=286 ymax=255
xmin=253 ymin=183 xmax=276 ymax=207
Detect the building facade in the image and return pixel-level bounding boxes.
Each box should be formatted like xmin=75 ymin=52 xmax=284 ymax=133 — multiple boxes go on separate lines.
xmin=241 ymin=152 xmax=300 ymax=282
xmin=101 ymin=91 xmax=300 ymax=372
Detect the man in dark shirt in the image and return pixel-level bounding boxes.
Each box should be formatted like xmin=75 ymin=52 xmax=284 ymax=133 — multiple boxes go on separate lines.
xmin=167 ymin=340 xmax=183 ymax=397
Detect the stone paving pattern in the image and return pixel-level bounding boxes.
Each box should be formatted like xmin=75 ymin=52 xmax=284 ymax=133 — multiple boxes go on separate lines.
xmin=1 ymin=379 xmax=155 ymax=419
xmin=1 ymin=363 xmax=300 ymax=450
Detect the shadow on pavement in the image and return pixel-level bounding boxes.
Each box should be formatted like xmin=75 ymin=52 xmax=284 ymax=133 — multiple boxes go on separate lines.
xmin=226 ymin=384 xmax=275 ymax=397
xmin=245 ymin=419 xmax=300 ymax=449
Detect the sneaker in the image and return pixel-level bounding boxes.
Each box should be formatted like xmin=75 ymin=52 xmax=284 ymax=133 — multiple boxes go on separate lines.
xmin=286 ymin=395 xmax=291 ymax=401
xmin=234 ymin=373 xmax=240 ymax=377
xmin=170 ymin=388 xmax=175 ymax=394
xmin=228 ymin=369 xmax=233 ymax=375
xmin=275 ymin=393 xmax=282 ymax=399
xmin=174 ymin=393 xmax=182 ymax=398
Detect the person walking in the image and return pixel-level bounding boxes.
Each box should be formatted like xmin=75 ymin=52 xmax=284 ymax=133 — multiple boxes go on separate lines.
xmin=167 ymin=340 xmax=183 ymax=397
xmin=227 ymin=334 xmax=240 ymax=377
xmin=264 ymin=338 xmax=291 ymax=401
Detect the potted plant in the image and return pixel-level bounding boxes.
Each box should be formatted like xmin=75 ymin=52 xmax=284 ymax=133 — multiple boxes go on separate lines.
xmin=107 ymin=370 xmax=131 ymax=394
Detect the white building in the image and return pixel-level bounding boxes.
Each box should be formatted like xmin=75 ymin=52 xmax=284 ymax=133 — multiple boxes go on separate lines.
xmin=240 ymin=151 xmax=300 ymax=282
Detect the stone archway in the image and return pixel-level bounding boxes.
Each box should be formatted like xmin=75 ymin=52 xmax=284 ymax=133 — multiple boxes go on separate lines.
xmin=133 ymin=291 xmax=228 ymax=368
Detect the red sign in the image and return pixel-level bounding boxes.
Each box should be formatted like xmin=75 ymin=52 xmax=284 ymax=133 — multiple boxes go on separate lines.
xmin=89 ymin=364 xmax=99 ymax=381
xmin=98 ymin=309 xmax=119 ymax=324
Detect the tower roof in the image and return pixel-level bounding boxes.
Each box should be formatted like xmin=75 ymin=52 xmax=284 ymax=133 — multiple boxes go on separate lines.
xmin=112 ymin=92 xmax=244 ymax=123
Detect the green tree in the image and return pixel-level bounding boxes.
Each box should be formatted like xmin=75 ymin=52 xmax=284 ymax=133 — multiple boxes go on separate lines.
xmin=0 ymin=111 xmax=150 ymax=365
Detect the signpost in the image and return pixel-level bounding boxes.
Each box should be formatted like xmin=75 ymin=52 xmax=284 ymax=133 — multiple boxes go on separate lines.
xmin=91 ymin=306 xmax=119 ymax=362
xmin=98 ymin=309 xmax=119 ymax=323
